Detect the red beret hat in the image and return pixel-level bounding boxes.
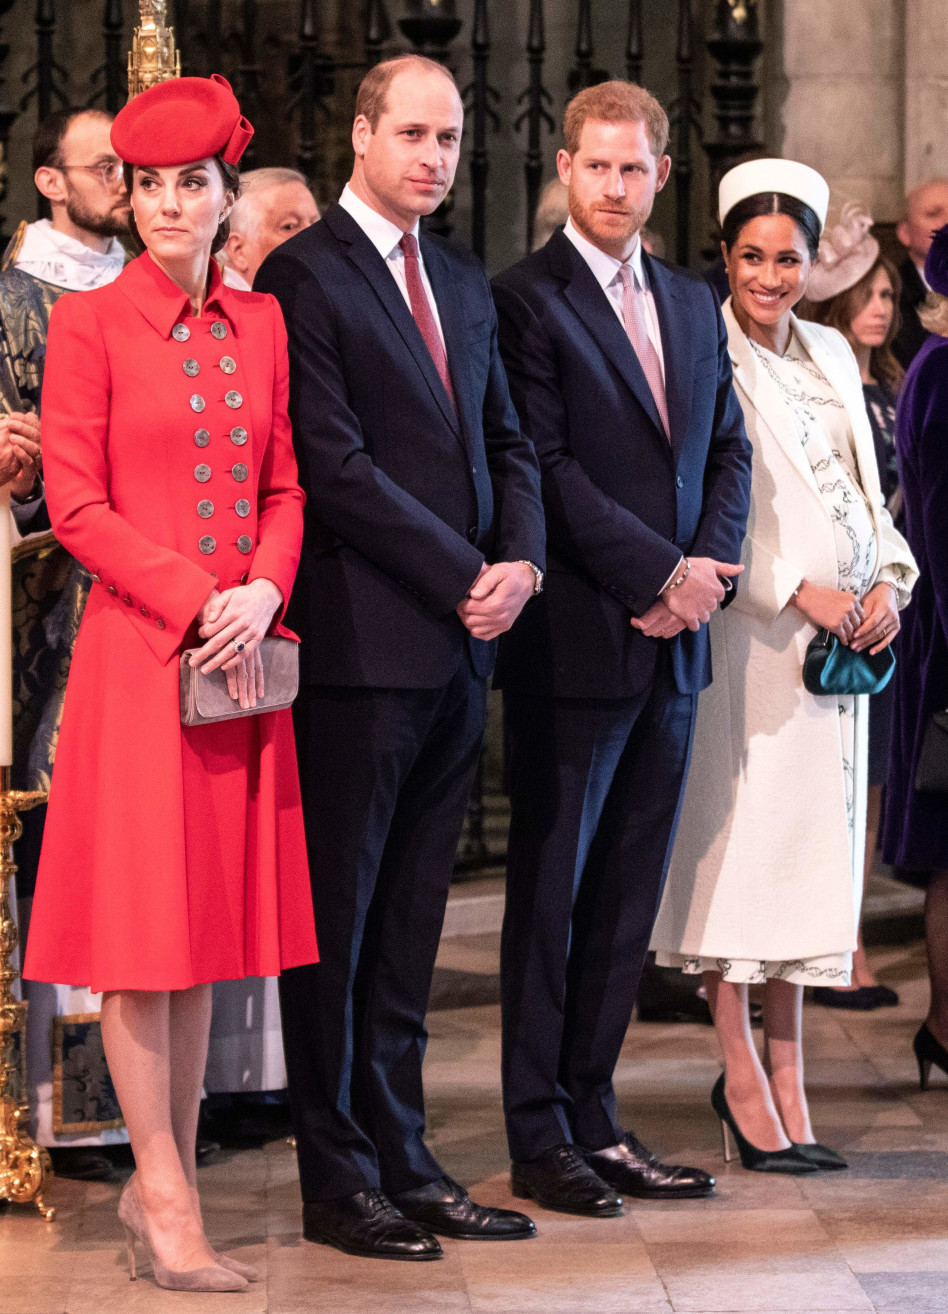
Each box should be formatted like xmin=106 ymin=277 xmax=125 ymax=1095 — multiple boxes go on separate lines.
xmin=111 ymin=74 xmax=253 ymax=167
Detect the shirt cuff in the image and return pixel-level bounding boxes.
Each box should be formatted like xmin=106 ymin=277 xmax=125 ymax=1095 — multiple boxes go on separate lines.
xmin=659 ymin=556 xmax=687 ymax=596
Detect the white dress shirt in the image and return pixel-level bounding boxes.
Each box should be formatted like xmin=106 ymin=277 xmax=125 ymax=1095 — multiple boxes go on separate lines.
xmin=339 ymin=184 xmax=447 ymax=351
xmin=563 ymin=217 xmax=665 ymax=384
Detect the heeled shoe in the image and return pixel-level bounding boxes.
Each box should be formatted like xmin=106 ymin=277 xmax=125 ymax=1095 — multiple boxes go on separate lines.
xmin=123 ymin=1170 xmax=259 ymax=1282
xmin=914 ymin=1023 xmax=948 ymax=1090
xmin=118 ymin=1177 xmax=248 ymax=1292
xmin=711 ymin=1074 xmax=817 ymax=1175
xmin=790 ymin=1142 xmax=848 ymax=1170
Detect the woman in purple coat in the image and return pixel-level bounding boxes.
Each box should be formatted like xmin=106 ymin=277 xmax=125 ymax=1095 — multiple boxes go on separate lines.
xmin=881 ymin=224 xmax=948 ymax=1087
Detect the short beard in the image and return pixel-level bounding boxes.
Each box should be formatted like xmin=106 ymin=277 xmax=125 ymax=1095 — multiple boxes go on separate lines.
xmin=65 ymin=190 xmax=129 ymax=240
xmin=569 ymin=191 xmax=653 ymax=258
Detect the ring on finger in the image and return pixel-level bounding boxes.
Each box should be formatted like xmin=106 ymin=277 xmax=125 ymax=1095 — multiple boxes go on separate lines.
xmin=231 ymin=639 xmax=246 ymax=653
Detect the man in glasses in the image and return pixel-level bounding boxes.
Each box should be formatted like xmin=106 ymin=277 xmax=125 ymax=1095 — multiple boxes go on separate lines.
xmin=1 ymin=108 xmax=129 ymax=1185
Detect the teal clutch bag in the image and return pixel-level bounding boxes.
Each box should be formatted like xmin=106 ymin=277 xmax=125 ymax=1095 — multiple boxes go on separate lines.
xmin=802 ymin=629 xmax=896 ymax=696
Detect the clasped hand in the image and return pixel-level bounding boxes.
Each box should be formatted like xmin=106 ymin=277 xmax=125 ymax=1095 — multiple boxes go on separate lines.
xmin=793 ymin=579 xmax=899 ymax=654
xmin=190 ymin=578 xmax=284 ymax=709
xmin=456 ymin=561 xmax=536 ymax=641
xmin=0 ymin=411 xmax=42 ymax=499
xmin=630 ymin=556 xmax=744 ymax=639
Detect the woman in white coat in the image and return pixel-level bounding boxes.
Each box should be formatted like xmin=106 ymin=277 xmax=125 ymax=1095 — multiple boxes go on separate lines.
xmin=652 ymin=160 xmax=917 ymax=1173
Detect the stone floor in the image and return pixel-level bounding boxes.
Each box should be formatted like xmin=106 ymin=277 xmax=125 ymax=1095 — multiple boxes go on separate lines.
xmin=3 ymin=934 xmax=947 ymax=1314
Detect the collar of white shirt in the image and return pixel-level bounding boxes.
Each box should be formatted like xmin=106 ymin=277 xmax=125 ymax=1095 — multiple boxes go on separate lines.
xmin=339 ymin=184 xmax=420 ymax=260
xmin=563 ymin=216 xmax=646 ymax=294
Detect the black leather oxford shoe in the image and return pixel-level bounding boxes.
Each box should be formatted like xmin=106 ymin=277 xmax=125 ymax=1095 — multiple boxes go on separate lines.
xmin=390 ymin=1175 xmax=536 ymax=1241
xmin=584 ymin=1132 xmax=716 ymax=1199
xmin=302 ymin=1189 xmax=443 ymax=1261
xmin=510 ymin=1144 xmax=623 ymax=1217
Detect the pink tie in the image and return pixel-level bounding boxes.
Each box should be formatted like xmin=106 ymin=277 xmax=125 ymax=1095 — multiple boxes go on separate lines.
xmin=618 ymin=264 xmax=669 ymax=438
xmin=399 ymin=232 xmax=455 ymax=408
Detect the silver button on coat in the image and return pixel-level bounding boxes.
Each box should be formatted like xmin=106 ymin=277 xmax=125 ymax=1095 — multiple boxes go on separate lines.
xmin=199 ymin=536 xmax=217 ymax=554
xmin=183 ymin=358 xmax=200 ymax=377
xmin=235 ymin=498 xmax=251 ymax=517
xmin=220 ymin=356 xmax=237 ymax=375
xmin=194 ymin=428 xmax=210 ymax=447
xmin=190 ymin=394 xmax=206 ymax=413
xmin=225 ymin=390 xmax=243 ymax=409
xmin=211 ymin=321 xmax=227 ymax=339
xmin=231 ymin=463 xmax=249 ymax=482
xmin=172 ymin=324 xmax=190 ymax=342
xmin=237 ymin=535 xmax=253 ymax=554
xmin=197 ymin=499 xmax=214 ymax=518
xmin=230 ymin=426 xmax=248 ymax=446
xmin=194 ymin=464 xmax=212 ymax=483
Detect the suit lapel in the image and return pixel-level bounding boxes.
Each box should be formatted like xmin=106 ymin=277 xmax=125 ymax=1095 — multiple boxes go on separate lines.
xmin=645 ymin=253 xmax=691 ymax=462
xmin=324 ymin=204 xmax=460 ymax=436
xmin=421 ymin=235 xmax=473 ymax=448
xmin=552 ymin=232 xmax=668 ymax=443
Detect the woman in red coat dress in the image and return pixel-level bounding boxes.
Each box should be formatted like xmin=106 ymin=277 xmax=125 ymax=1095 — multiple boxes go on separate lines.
xmin=24 ymin=76 xmax=317 ymax=1291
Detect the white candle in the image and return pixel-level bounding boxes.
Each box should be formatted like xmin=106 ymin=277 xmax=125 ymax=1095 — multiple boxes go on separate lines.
xmin=0 ymin=483 xmax=11 ymax=767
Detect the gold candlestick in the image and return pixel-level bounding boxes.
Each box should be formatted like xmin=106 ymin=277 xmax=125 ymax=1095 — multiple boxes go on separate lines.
xmin=127 ymin=0 xmax=181 ymax=100
xmin=0 ymin=767 xmax=53 ymax=1218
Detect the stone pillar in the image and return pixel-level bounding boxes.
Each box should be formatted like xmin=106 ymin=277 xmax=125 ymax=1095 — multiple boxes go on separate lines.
xmin=904 ymin=0 xmax=948 ymax=189
xmin=767 ymin=0 xmax=904 ymax=221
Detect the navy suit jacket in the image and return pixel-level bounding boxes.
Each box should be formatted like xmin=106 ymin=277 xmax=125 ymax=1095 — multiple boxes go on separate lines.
xmin=492 ymin=228 xmax=752 ymax=698
xmin=255 ymin=203 xmax=545 ymax=688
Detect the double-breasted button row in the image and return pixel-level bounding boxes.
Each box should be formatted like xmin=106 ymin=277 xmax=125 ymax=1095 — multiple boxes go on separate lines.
xmin=193 ymin=463 xmax=248 ymax=483
xmin=183 ymin=356 xmax=235 ymax=378
xmin=194 ymin=426 xmax=247 ymax=447
xmin=172 ymin=321 xmax=229 ymax=342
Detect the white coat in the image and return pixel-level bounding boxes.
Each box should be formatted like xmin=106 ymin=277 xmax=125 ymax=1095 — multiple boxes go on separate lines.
xmin=651 ymin=303 xmax=918 ymax=965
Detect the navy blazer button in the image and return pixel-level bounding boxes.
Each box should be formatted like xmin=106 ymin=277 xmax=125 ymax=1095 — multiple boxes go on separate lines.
xmin=677 ymin=475 xmax=684 ymax=488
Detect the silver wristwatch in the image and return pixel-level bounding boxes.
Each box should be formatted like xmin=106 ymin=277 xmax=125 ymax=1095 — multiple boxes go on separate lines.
xmin=517 ymin=560 xmax=545 ymax=596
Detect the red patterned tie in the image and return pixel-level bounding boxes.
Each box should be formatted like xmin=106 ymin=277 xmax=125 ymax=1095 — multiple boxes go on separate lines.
xmin=399 ymin=232 xmax=455 ymax=407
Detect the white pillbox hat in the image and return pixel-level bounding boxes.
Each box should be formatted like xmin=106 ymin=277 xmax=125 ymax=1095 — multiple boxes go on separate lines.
xmin=718 ymin=158 xmax=830 ymax=230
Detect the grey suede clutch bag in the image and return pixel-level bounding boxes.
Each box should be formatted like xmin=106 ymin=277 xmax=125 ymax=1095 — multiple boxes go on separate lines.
xmin=179 ymin=636 xmax=299 ymax=726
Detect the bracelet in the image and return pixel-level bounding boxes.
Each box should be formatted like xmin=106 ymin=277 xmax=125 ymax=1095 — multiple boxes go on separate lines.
xmin=663 ymin=558 xmax=691 ymax=592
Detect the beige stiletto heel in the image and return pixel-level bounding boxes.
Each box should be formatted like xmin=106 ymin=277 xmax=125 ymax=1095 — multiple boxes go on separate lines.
xmin=118 ymin=1176 xmax=248 ymax=1292
xmin=719 ymin=1117 xmax=733 ymax=1164
xmin=122 ymin=1220 xmax=138 ymax=1281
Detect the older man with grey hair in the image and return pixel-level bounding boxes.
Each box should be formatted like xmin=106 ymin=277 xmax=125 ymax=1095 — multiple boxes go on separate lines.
xmin=220 ymin=166 xmax=319 ymax=290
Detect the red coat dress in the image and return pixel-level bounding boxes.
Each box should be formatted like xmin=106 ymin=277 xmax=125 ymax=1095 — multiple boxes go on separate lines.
xmin=23 ymin=253 xmax=318 ymax=992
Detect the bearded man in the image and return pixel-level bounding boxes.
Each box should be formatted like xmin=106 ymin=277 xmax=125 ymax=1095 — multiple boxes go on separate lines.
xmin=491 ymin=81 xmax=751 ymax=1214
xmin=2 ymin=108 xmax=129 ymax=1182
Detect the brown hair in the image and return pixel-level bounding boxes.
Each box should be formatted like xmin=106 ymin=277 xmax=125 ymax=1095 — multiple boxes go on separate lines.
xmin=803 ymin=253 xmax=905 ymax=394
xmin=563 ymin=81 xmax=669 ymax=158
xmin=122 ymin=155 xmax=241 ymax=257
xmin=355 ymin=55 xmax=458 ymax=132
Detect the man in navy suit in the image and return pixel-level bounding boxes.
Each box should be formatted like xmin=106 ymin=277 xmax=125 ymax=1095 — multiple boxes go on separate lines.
xmin=492 ymin=82 xmax=752 ymax=1216
xmin=256 ymin=55 xmax=545 ymax=1259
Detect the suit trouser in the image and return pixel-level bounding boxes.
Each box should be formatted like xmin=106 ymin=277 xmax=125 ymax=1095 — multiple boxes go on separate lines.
xmin=500 ymin=654 xmax=697 ymax=1163
xmin=279 ymin=660 xmax=487 ymax=1202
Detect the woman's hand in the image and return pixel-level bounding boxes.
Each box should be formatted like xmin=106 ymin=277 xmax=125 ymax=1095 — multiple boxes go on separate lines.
xmin=0 ymin=412 xmax=42 ymax=499
xmin=189 ymin=578 xmax=283 ymax=694
xmin=851 ymin=581 xmax=900 ymax=655
xmin=791 ymin=580 xmax=866 ymax=645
